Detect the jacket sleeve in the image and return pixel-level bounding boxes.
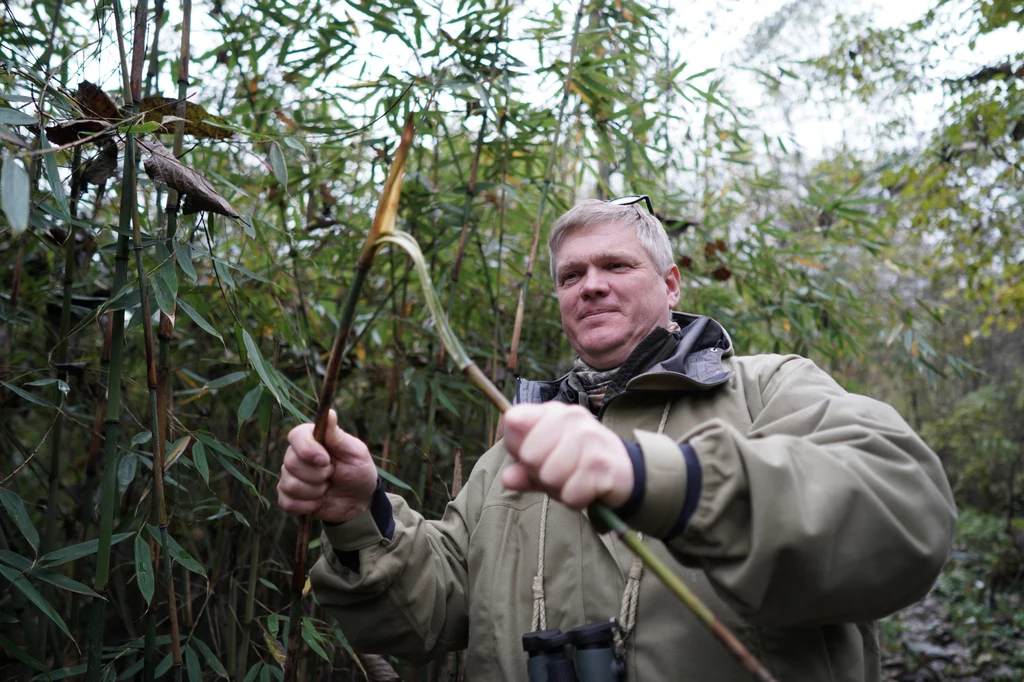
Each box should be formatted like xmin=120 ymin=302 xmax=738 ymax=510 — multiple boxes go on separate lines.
xmin=626 ymin=354 xmax=957 ymax=627
xmin=308 ymin=445 xmax=502 ymax=662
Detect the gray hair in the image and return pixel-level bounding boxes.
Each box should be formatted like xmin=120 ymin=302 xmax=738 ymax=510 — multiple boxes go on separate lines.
xmin=547 ymin=199 xmax=674 ymax=280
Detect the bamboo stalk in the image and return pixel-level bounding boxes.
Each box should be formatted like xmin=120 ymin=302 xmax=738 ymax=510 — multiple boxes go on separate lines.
xmin=85 ymin=1 xmax=148 ymax=679
xmin=282 ymin=114 xmax=416 ymax=682
xmin=377 ymin=230 xmax=778 ymax=682
xmin=506 ymin=0 xmax=585 ymax=376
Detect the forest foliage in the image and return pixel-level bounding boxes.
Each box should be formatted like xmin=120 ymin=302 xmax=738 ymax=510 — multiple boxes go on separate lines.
xmin=0 ymin=0 xmax=1022 ymax=679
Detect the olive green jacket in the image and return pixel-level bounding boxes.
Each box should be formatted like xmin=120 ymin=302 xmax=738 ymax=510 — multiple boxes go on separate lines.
xmin=310 ymin=314 xmax=956 ymax=681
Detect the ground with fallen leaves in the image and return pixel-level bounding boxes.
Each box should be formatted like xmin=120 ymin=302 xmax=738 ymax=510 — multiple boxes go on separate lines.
xmin=880 ymin=511 xmax=1024 ymax=681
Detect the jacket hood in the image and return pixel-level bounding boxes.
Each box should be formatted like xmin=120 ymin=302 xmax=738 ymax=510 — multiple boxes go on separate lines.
xmin=515 ymin=312 xmax=734 ymax=405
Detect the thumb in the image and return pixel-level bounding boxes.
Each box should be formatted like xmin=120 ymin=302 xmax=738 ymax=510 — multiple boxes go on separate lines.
xmin=502 ymin=404 xmax=548 ymax=457
xmin=324 ymin=409 xmax=369 ymax=463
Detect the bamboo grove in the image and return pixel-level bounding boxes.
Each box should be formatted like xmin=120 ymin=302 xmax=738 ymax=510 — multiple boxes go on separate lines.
xmin=2 ymin=0 xmax=1023 ymax=680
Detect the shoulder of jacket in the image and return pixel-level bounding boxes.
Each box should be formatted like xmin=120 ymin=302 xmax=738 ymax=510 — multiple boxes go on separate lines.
xmin=725 ymin=353 xmax=826 ymax=391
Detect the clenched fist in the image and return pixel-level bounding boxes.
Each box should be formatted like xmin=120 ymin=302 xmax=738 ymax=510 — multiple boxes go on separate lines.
xmin=500 ymin=403 xmax=633 ymax=510
xmin=277 ymin=409 xmax=379 ymax=523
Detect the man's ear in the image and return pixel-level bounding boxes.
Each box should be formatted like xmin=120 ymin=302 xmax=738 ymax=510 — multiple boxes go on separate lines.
xmin=664 ymin=264 xmax=681 ymax=308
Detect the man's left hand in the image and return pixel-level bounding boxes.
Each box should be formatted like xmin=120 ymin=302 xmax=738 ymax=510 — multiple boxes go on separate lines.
xmin=500 ymin=403 xmax=634 ymax=510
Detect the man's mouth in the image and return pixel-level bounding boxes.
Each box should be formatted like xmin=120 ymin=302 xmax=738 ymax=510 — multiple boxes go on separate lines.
xmin=580 ymin=309 xmax=617 ymax=321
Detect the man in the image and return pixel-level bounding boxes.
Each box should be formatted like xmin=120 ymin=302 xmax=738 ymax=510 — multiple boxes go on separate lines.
xmin=278 ymin=197 xmax=957 ymax=681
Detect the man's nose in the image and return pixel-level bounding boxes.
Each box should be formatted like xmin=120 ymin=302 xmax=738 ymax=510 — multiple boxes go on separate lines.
xmin=580 ymin=269 xmax=609 ymax=298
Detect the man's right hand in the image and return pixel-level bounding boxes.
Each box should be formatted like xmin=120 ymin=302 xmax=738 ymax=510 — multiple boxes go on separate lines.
xmin=277 ymin=409 xmax=379 ymax=524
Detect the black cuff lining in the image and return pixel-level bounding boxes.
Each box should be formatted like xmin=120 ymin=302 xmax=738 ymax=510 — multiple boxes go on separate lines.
xmin=331 ymin=479 xmax=394 ymax=573
xmin=667 ymin=443 xmax=702 ymax=539
xmin=612 ymin=439 xmax=645 ymax=521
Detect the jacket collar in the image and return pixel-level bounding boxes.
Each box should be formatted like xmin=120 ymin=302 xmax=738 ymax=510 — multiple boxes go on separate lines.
xmin=514 ymin=312 xmax=734 ymax=406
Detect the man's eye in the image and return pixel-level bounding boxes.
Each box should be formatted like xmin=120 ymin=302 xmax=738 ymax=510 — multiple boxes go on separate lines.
xmin=609 ymin=263 xmax=625 ymax=270
xmin=562 ymin=273 xmax=578 ymax=284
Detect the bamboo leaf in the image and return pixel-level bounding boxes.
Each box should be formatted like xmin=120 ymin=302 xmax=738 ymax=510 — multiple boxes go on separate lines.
xmin=0 ymin=551 xmax=102 ymax=596
xmin=39 ymin=532 xmax=133 ymax=567
xmin=25 ymin=378 xmax=70 ymax=395
xmin=177 ymin=297 xmax=224 ymax=343
xmin=0 ymin=108 xmax=37 ymax=125
xmin=186 ymin=644 xmax=202 ymax=682
xmin=147 ymin=525 xmax=206 ymax=576
xmin=238 ymin=385 xmax=263 ymax=423
xmin=41 ymin=138 xmax=69 ymax=218
xmin=175 ymin=239 xmax=198 ymax=282
xmin=192 ymin=442 xmax=209 ymax=485
xmin=134 ymin=534 xmax=155 ymax=605
xmin=31 ymin=663 xmax=87 ymax=680
xmin=0 ymin=632 xmax=45 ymax=671
xmin=0 ymin=564 xmax=74 ymax=641
xmin=301 ymin=618 xmax=331 ymax=663
xmin=192 ymin=637 xmax=229 ymax=678
xmin=0 ymin=381 xmax=59 ymax=410
xmin=0 ymin=487 xmax=39 ymax=552
xmin=140 ymin=137 xmax=239 ymax=217
xmin=241 ymin=330 xmax=306 ymax=421
xmin=139 ymin=96 xmax=233 ymax=139
xmin=118 ymin=121 xmax=162 ymax=134
xmin=269 ymin=141 xmax=288 ymax=189
xmin=1 ymin=155 xmax=30 ymax=234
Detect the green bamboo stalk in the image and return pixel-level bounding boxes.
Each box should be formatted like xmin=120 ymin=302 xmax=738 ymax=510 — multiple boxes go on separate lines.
xmin=506 ymin=0 xmax=585 ymax=376
xmin=377 ymin=230 xmax=779 ymax=682
xmin=37 ymin=144 xmax=84 ymax=666
xmin=85 ymin=0 xmax=147 ymax=679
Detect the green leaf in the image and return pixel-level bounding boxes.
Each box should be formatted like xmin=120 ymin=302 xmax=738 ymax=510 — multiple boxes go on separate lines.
xmin=258 ymin=577 xmax=280 ymax=593
xmin=152 ymin=242 xmax=179 ymax=316
xmin=118 ymin=121 xmax=162 ymax=134
xmin=174 ymin=239 xmax=198 ymax=283
xmin=0 ymin=108 xmax=37 ymax=125
xmin=242 ymin=663 xmax=261 ymax=682
xmin=214 ymin=259 xmax=236 ymax=289
xmin=192 ymin=637 xmax=229 ymax=678
xmin=0 ymin=632 xmax=45 ymax=671
xmin=2 ymin=155 xmax=30 ymax=234
xmin=269 ymin=141 xmax=288 ymax=189
xmin=206 ymin=371 xmax=248 ymax=390
xmin=177 ymin=298 xmax=224 ymax=343
xmin=117 ymin=453 xmax=137 ymax=494
xmin=31 ymin=664 xmax=87 ymax=680
xmin=0 ymin=487 xmax=39 ymax=552
xmin=134 ymin=534 xmax=154 ymax=605
xmin=301 ymin=618 xmax=331 ymax=663
xmin=41 ymin=138 xmax=69 ymax=218
xmin=155 ymin=653 xmax=173 ymax=678
xmin=238 ymin=385 xmax=263 ymax=423
xmin=147 ymin=525 xmax=206 ymax=576
xmin=25 ymin=378 xmax=70 ymax=395
xmin=377 ymin=467 xmax=413 ymax=493
xmin=192 ymin=441 xmax=210 ymax=485
xmin=241 ymin=330 xmax=306 ymax=421
xmin=132 ymin=430 xmax=153 ymax=446
xmin=186 ymin=644 xmax=202 ymax=682
xmin=0 ymin=564 xmax=73 ymax=641
xmin=0 ymin=381 xmax=58 ymax=410
xmin=39 ymin=532 xmax=132 ymax=567
xmin=0 ymin=552 xmax=101 ymax=596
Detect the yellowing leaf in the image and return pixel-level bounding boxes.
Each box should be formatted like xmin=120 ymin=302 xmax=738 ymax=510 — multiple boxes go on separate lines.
xmin=261 ymin=626 xmax=287 ymax=665
xmin=302 ymin=576 xmax=312 ymax=597
xmin=793 ymin=257 xmax=825 ymax=270
xmin=140 ymin=97 xmax=233 ymax=140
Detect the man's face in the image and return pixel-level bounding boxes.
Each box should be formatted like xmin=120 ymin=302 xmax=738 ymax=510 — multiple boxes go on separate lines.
xmin=554 ymin=222 xmax=681 ymax=370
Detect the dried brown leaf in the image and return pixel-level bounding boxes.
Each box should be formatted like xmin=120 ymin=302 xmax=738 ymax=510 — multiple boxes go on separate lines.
xmin=44 ymin=120 xmax=110 ymax=146
xmin=140 ymin=138 xmax=238 ymax=218
xmin=76 ymin=81 xmax=120 ymax=120
xmin=139 ymin=96 xmax=233 ymax=140
xmin=81 ymin=137 xmax=119 ymax=187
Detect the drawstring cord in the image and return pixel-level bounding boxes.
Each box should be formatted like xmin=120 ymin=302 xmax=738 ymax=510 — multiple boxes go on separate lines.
xmin=531 ymin=400 xmax=673 ymax=657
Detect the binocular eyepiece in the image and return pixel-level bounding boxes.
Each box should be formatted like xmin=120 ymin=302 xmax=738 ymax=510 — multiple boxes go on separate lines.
xmin=522 ymin=620 xmax=625 ymax=682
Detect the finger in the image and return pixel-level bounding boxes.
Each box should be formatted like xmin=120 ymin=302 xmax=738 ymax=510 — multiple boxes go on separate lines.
xmin=517 ymin=405 xmax=589 ymax=468
xmin=282 ymin=447 xmax=333 ymax=484
xmin=288 ymin=423 xmax=330 ymax=466
xmin=324 ymin=409 xmax=370 ymax=463
xmin=277 ymin=474 xmax=329 ymax=502
xmin=558 ymin=469 xmax=600 ymax=510
xmin=535 ymin=438 xmax=580 ymax=492
xmin=501 ymin=404 xmax=551 ymax=458
xmin=500 ymin=462 xmax=540 ymax=492
xmin=277 ymin=494 xmax=323 ymax=517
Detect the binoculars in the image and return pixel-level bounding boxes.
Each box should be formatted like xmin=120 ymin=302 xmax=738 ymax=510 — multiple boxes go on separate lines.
xmin=522 ymin=619 xmax=625 ymax=682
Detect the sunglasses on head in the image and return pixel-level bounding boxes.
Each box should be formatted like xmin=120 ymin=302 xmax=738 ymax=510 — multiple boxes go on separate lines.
xmin=605 ymin=194 xmax=654 ymax=215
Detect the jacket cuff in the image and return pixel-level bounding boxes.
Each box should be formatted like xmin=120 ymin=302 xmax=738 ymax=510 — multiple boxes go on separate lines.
xmin=322 ymin=481 xmax=394 ymax=573
xmin=626 ymin=430 xmax=702 ymax=539
xmin=612 ymin=439 xmax=646 ymax=521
